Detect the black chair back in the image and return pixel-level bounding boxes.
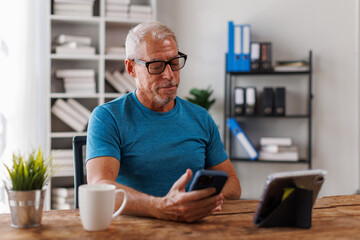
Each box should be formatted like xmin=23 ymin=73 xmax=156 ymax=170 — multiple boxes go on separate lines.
xmin=72 ymin=135 xmax=87 ymax=209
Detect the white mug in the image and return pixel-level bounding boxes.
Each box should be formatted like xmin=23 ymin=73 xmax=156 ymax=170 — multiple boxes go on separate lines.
xmin=79 ymin=184 xmax=127 ymax=231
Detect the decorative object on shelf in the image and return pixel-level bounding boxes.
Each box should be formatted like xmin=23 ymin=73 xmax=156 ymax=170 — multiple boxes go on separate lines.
xmin=2 ymin=148 xmax=56 ymax=228
xmin=185 ymin=86 xmax=216 ymax=111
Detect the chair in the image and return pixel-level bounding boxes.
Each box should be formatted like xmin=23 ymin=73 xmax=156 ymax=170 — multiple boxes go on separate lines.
xmin=72 ymin=135 xmax=87 ymax=209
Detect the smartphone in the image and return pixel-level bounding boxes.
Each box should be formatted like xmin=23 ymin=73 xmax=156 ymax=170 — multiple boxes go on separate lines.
xmin=253 ymin=169 xmax=327 ymax=226
xmin=188 ymin=170 xmax=228 ymax=195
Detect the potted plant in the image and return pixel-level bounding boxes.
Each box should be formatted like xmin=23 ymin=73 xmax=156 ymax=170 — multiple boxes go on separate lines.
xmin=3 ymin=148 xmax=55 ymax=228
xmin=185 ymin=86 xmax=216 ymax=111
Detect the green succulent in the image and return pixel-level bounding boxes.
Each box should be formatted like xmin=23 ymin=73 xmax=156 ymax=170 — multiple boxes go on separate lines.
xmin=4 ymin=148 xmax=55 ymax=191
xmin=186 ymin=86 xmax=216 ymax=111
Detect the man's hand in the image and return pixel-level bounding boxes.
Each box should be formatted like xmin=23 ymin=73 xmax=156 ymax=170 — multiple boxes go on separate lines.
xmin=154 ymin=169 xmax=224 ymax=223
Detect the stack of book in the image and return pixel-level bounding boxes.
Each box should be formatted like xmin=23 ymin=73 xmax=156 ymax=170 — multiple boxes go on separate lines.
xmin=52 ymin=187 xmax=75 ymax=210
xmin=56 ymin=69 xmax=96 ymax=93
xmin=105 ymin=70 xmax=136 ymax=93
xmin=129 ymin=4 xmax=153 ymax=20
xmin=51 ymin=98 xmax=92 ymax=132
xmin=105 ymin=0 xmax=130 ymax=18
xmin=53 ymin=0 xmax=95 ymax=17
xmin=53 ymin=149 xmax=74 ymax=177
xmin=106 ymin=46 xmax=126 ymax=56
xmin=53 ymin=34 xmax=95 ymax=56
xmin=258 ymin=137 xmax=299 ymax=161
xmin=274 ymin=60 xmax=309 ymax=72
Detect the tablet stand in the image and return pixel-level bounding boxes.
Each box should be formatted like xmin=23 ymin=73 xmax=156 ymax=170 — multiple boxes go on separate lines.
xmin=258 ymin=188 xmax=313 ymax=229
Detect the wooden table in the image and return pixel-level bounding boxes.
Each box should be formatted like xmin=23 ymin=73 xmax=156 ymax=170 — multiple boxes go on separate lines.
xmin=1 ymin=195 xmax=360 ymax=239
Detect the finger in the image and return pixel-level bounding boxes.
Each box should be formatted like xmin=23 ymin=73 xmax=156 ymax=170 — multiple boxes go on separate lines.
xmin=179 ymin=187 xmax=217 ymax=202
xmin=180 ymin=197 xmax=223 ymax=222
xmin=171 ymin=169 xmax=193 ymax=192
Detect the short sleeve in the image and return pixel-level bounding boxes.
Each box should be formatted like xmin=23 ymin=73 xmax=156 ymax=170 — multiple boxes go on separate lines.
xmin=86 ymin=105 xmax=121 ymax=163
xmin=204 ymin=115 xmax=229 ymax=168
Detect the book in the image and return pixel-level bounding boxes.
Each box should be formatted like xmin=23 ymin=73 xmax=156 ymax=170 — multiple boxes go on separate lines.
xmin=261 ymin=145 xmax=298 ymax=153
xmin=67 ymin=98 xmax=92 ymax=120
xmin=52 ymin=196 xmax=75 ymax=205
xmin=52 ymin=202 xmax=73 ymax=210
xmin=53 ymin=99 xmax=88 ymax=126
xmin=106 ymin=12 xmax=128 ymax=18
xmin=63 ymin=77 xmax=95 ymax=84
xmin=105 ymin=71 xmax=127 ymax=93
xmin=54 ymin=0 xmax=94 ymax=3
xmin=52 ymin=187 xmax=75 ymax=198
xmin=106 ymin=4 xmax=129 ymax=12
xmin=54 ymin=3 xmax=93 ymax=12
xmin=53 ymin=9 xmax=93 ymax=17
xmin=227 ymin=117 xmax=258 ymax=160
xmin=274 ymin=65 xmax=310 ymax=72
xmin=106 ymin=0 xmax=130 ymax=4
xmin=55 ymin=46 xmax=95 ymax=55
xmin=129 ymin=5 xmax=152 ymax=13
xmin=105 ymin=47 xmax=126 ymax=55
xmin=260 ymin=137 xmax=292 ymax=146
xmin=258 ymin=150 xmax=299 ymax=161
xmin=55 ymin=34 xmax=92 ymax=46
xmin=56 ymin=69 xmax=95 ymax=78
xmin=129 ymin=12 xmax=153 ymax=20
xmin=51 ymin=104 xmax=85 ymax=132
xmin=113 ymin=70 xmax=135 ymax=91
xmin=53 ymin=149 xmax=73 ymax=158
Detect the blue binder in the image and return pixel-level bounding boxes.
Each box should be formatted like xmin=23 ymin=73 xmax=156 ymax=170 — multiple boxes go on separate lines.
xmin=226 ymin=22 xmax=251 ymax=72
xmin=227 ymin=117 xmax=258 ymax=160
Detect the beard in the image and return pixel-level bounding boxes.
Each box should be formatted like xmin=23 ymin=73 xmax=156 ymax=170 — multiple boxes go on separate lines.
xmin=153 ymin=80 xmax=178 ymax=106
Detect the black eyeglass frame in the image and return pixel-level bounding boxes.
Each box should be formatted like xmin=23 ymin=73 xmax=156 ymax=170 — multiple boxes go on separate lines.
xmin=131 ymin=52 xmax=187 ymax=75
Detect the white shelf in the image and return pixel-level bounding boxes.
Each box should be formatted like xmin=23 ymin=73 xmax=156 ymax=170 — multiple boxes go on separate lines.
xmin=51 ymin=132 xmax=87 ymax=138
xmin=47 ymin=0 xmax=157 ymax=210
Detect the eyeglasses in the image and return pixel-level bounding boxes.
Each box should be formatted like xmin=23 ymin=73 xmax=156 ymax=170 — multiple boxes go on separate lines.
xmin=131 ymin=52 xmax=187 ymax=75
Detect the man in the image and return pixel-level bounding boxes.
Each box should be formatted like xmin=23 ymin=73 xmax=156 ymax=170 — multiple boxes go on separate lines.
xmin=86 ymin=21 xmax=241 ymax=223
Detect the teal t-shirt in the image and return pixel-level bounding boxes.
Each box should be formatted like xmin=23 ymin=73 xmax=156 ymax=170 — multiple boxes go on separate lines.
xmin=86 ymin=91 xmax=228 ymax=197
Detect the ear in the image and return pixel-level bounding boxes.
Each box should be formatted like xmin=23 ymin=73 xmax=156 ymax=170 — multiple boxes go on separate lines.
xmin=125 ymin=59 xmax=136 ymax=78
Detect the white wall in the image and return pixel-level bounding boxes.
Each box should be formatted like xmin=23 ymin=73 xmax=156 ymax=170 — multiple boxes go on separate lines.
xmin=157 ymin=0 xmax=360 ymax=198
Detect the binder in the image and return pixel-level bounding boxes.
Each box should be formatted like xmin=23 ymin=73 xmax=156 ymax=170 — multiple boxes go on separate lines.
xmin=262 ymin=87 xmax=274 ymax=116
xmin=274 ymin=87 xmax=286 ymax=116
xmin=245 ymin=87 xmax=256 ymax=116
xmin=260 ymin=42 xmax=272 ymax=72
xmin=251 ymin=42 xmax=261 ymax=72
xmin=234 ymin=87 xmax=245 ymax=116
xmin=226 ymin=21 xmax=251 ymax=72
xmin=227 ymin=117 xmax=258 ymax=160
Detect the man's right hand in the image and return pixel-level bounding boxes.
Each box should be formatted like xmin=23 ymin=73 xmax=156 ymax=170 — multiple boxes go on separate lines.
xmin=154 ymin=169 xmax=224 ymax=223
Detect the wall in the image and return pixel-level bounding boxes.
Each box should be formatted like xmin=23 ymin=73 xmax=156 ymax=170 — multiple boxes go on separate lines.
xmin=157 ymin=0 xmax=359 ymax=198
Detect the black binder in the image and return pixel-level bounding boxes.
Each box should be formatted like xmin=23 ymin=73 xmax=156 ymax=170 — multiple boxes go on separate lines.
xmin=274 ymin=87 xmax=286 ymax=116
xmin=260 ymin=42 xmax=272 ymax=72
xmin=234 ymin=87 xmax=245 ymax=116
xmin=263 ymin=87 xmax=274 ymax=116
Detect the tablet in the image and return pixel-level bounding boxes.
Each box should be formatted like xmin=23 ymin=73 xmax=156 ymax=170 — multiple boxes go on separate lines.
xmin=254 ymin=169 xmax=327 ymax=226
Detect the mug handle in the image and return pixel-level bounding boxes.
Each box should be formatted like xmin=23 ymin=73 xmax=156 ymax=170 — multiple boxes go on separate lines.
xmin=112 ymin=189 xmax=127 ymax=219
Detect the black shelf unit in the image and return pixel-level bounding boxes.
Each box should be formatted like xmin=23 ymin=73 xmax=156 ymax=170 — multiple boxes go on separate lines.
xmin=224 ymin=51 xmax=313 ymax=169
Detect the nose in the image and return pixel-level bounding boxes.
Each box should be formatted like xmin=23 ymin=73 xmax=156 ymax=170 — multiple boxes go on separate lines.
xmin=162 ymin=63 xmax=175 ymax=78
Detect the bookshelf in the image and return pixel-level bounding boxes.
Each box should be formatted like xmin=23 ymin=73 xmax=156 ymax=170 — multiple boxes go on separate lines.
xmin=47 ymin=0 xmax=157 ymax=210
xmin=223 ymin=51 xmax=312 ymax=169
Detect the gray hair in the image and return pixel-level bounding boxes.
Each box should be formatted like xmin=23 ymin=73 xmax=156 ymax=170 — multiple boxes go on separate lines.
xmin=125 ymin=21 xmax=178 ymax=59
